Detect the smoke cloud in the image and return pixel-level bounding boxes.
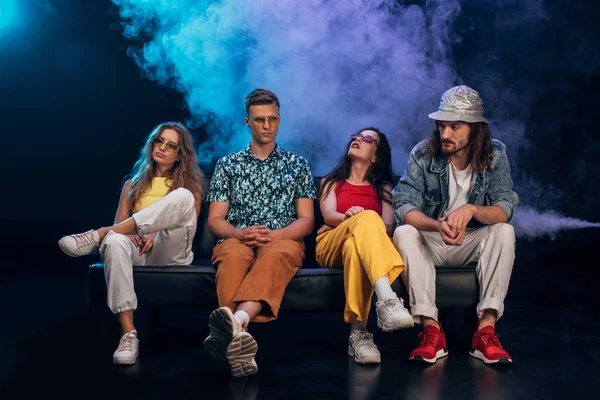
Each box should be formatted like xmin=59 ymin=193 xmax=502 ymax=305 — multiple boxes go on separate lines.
xmin=111 ymin=0 xmax=462 ymax=173
xmin=512 ymin=207 xmax=600 ymax=241
xmin=110 ymin=0 xmax=600 ymax=239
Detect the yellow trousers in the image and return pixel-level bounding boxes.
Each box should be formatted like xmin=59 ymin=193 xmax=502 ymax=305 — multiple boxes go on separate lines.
xmin=315 ymin=210 xmax=405 ymax=325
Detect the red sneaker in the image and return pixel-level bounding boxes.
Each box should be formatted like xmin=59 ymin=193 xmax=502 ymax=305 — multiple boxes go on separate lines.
xmin=409 ymin=324 xmax=449 ymax=364
xmin=470 ymin=325 xmax=513 ymax=364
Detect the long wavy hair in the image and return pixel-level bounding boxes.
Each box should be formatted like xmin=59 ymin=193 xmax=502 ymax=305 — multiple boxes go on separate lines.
xmin=126 ymin=122 xmax=205 ymax=213
xmin=317 ymin=127 xmax=395 ymax=204
xmin=424 ymin=121 xmax=494 ymax=172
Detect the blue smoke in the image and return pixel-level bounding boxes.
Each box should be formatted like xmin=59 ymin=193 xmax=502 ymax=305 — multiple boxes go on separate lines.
xmin=110 ymin=0 xmax=600 ymax=239
xmin=111 ymin=0 xmax=461 ymax=173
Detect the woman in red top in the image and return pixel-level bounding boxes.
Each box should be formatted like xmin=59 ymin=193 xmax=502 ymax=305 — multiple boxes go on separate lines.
xmin=316 ymin=127 xmax=413 ymax=364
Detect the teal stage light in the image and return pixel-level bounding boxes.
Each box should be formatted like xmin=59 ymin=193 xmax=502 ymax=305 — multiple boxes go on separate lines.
xmin=0 ymin=0 xmax=17 ymax=30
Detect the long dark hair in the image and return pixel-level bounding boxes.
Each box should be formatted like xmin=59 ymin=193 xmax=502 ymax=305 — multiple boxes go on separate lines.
xmin=317 ymin=127 xmax=395 ymax=204
xmin=424 ymin=121 xmax=494 ymax=172
xmin=127 ymin=122 xmax=206 ymax=213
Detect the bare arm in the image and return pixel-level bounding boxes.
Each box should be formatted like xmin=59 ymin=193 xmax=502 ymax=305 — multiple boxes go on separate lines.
xmin=442 ymin=203 xmax=509 ymax=237
xmin=114 ymin=181 xmax=133 ymax=224
xmin=271 ymin=198 xmax=315 ymax=240
xmin=319 ymin=181 xmax=346 ymax=227
xmin=192 ymin=191 xmax=201 ymax=219
xmin=207 ymin=201 xmax=239 ymax=239
xmin=470 ymin=204 xmax=508 ymax=225
xmin=404 ymin=208 xmax=440 ymax=232
xmin=381 ymin=184 xmax=396 ymax=236
xmin=407 ymin=208 xmax=467 ymax=246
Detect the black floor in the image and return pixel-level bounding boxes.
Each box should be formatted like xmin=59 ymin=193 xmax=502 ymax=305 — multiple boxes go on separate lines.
xmin=1 ymin=223 xmax=599 ymax=399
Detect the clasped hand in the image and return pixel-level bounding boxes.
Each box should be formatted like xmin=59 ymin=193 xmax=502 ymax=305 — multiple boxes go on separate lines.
xmin=438 ymin=204 xmax=475 ymax=246
xmin=235 ymin=225 xmax=280 ymax=248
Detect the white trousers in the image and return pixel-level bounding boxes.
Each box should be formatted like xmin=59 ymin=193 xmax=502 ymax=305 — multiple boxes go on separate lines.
xmin=393 ymin=223 xmax=515 ymax=324
xmin=100 ymin=188 xmax=197 ymax=314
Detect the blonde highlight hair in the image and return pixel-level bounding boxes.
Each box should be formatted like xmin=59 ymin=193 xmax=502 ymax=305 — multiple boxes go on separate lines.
xmin=127 ymin=122 xmax=205 ymax=213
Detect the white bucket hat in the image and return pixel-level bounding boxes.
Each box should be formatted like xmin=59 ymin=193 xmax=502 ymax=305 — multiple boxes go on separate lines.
xmin=428 ymin=85 xmax=489 ymax=124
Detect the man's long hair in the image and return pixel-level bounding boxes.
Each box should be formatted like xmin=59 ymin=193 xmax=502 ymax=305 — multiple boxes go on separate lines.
xmin=424 ymin=121 xmax=494 ymax=172
xmin=317 ymin=127 xmax=396 ymax=204
xmin=127 ymin=122 xmax=205 ymax=213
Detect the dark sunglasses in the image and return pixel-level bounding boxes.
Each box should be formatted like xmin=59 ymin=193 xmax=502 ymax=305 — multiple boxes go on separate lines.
xmin=152 ymin=136 xmax=180 ymax=153
xmin=351 ymin=133 xmax=378 ymax=146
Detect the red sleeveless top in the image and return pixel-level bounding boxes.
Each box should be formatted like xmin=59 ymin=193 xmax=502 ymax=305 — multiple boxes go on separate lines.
xmin=335 ymin=181 xmax=382 ymax=216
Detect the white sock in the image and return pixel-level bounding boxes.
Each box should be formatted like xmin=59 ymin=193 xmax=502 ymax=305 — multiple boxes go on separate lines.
xmin=233 ymin=310 xmax=250 ymax=327
xmin=374 ymin=276 xmax=396 ymax=301
xmin=350 ymin=322 xmax=367 ymax=334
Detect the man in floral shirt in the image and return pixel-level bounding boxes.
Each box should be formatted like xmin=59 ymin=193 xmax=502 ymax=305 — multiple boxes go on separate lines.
xmin=203 ymin=88 xmax=316 ymax=377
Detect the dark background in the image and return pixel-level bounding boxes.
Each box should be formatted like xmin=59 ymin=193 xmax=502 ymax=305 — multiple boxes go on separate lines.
xmin=0 ymin=0 xmax=598 ymax=280
xmin=0 ymin=1 xmax=599 ymax=397
xmin=1 ymin=0 xmax=599 ymax=223
xmin=0 ymin=1 xmax=597 ymax=278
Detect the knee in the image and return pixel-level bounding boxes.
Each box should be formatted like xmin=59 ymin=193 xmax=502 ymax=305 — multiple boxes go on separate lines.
xmin=170 ymin=188 xmax=195 ymax=209
xmin=489 ymin=223 xmax=515 ymax=243
xmin=342 ymin=236 xmax=357 ymax=253
xmin=264 ymin=241 xmax=304 ymax=263
xmin=356 ymin=210 xmax=383 ymax=225
xmin=214 ymin=242 xmax=255 ymax=264
xmin=393 ymin=224 xmax=420 ymax=250
xmin=360 ymin=209 xmax=380 ymax=219
xmin=101 ymin=232 xmax=130 ymax=255
xmin=218 ymin=251 xmax=254 ymax=266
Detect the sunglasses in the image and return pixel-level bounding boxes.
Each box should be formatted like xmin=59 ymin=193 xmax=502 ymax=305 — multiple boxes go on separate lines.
xmin=152 ymin=136 xmax=180 ymax=153
xmin=351 ymin=134 xmax=378 ymax=146
xmin=248 ymin=115 xmax=281 ymax=127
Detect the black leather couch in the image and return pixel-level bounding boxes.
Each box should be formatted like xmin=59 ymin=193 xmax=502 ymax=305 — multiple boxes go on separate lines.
xmin=89 ymin=177 xmax=478 ymax=314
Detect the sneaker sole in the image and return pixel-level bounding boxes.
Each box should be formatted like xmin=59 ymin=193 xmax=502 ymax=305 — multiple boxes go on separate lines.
xmin=203 ymin=307 xmax=236 ymax=360
xmin=469 ymin=349 xmax=512 ymax=364
xmin=227 ymin=332 xmax=258 ymax=377
xmin=113 ymin=356 xmax=138 ymax=365
xmin=58 ymin=236 xmax=99 ymax=258
xmin=409 ymin=348 xmax=448 ymax=364
xmin=377 ymin=315 xmax=414 ymax=332
xmin=348 ymin=346 xmax=381 ymax=364
xmin=58 ymin=238 xmax=83 ymax=258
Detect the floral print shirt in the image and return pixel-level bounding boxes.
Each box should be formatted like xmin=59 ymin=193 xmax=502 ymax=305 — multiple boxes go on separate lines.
xmin=207 ymin=144 xmax=316 ymax=236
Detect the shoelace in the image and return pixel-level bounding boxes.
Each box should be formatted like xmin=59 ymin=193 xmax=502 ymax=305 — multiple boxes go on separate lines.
xmin=73 ymin=231 xmax=97 ymax=249
xmin=376 ymin=297 xmax=400 ymax=316
xmin=474 ymin=331 xmax=503 ymax=348
xmin=352 ymin=331 xmax=377 ymax=351
xmin=117 ymin=335 xmax=137 ymax=352
xmin=418 ymin=329 xmax=439 ymax=348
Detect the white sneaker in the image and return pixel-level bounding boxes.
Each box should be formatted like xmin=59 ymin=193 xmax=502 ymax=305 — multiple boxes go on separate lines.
xmin=376 ymin=295 xmax=414 ymax=332
xmin=227 ymin=332 xmax=258 ymax=377
xmin=203 ymin=307 xmax=243 ymax=361
xmin=348 ymin=331 xmax=381 ymax=364
xmin=58 ymin=229 xmax=100 ymax=257
xmin=113 ymin=331 xmax=139 ymax=365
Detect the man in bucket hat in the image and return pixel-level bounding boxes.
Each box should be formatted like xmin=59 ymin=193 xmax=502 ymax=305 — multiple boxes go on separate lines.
xmin=391 ymin=85 xmax=519 ymax=365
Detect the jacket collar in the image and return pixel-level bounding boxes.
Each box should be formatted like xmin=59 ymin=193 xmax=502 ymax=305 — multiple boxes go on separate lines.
xmin=429 ymin=152 xmax=448 ymax=173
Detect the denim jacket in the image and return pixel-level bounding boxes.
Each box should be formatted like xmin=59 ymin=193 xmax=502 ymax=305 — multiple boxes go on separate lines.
xmin=392 ymin=139 xmax=519 ymax=225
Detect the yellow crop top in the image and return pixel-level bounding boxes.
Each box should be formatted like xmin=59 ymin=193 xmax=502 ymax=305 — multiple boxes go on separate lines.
xmin=132 ymin=177 xmax=171 ymax=213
